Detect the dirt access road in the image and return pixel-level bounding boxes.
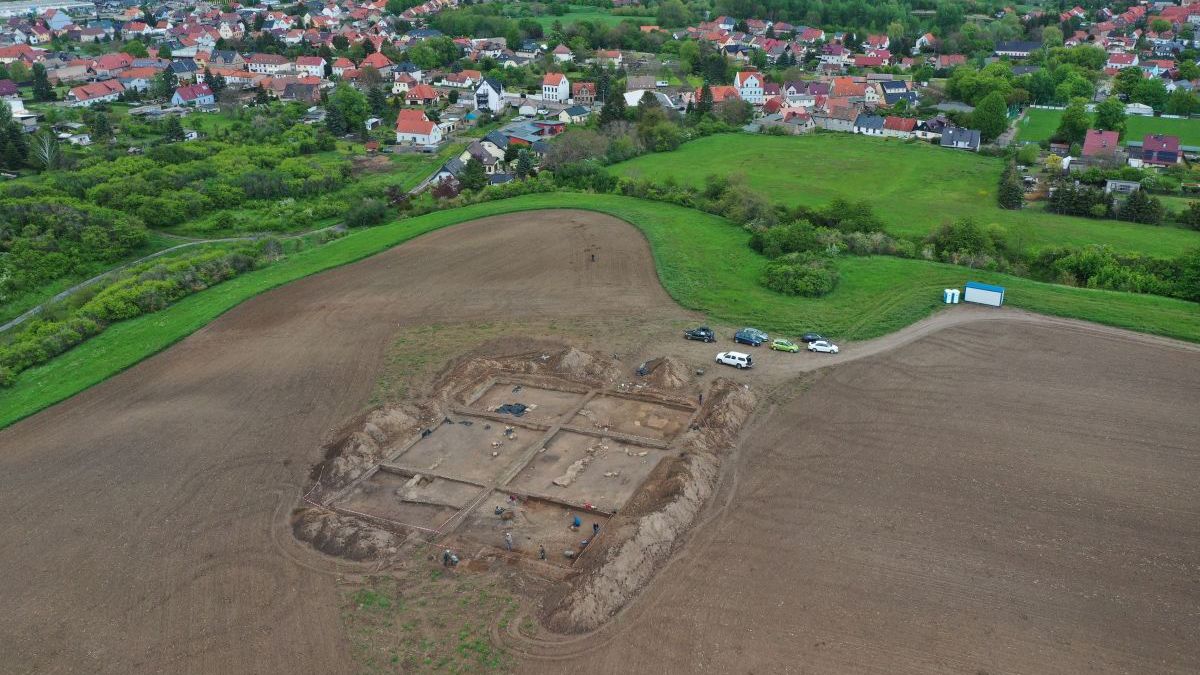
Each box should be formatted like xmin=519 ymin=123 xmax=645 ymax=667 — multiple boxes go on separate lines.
xmin=2 ymin=209 xmax=1198 ymax=674
xmin=0 ymin=211 xmax=686 ymax=674
xmin=515 ymin=319 xmax=1200 ymax=674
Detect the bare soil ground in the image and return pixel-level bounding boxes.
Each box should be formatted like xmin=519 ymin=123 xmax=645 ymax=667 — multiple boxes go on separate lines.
xmin=513 ymin=320 xmax=1200 ymax=674
xmin=0 ymin=211 xmax=689 ymax=674
xmin=2 ymin=208 xmax=1198 ymax=674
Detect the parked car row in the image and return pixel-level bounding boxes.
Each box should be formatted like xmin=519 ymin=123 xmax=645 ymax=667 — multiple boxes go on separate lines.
xmin=690 ymin=326 xmax=839 ymax=365
xmin=701 ymin=326 xmax=840 ymax=370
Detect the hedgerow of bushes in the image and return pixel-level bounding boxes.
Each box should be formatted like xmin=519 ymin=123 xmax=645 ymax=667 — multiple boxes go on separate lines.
xmin=0 ymin=245 xmax=266 ymax=386
xmin=0 ymin=198 xmax=147 ymax=304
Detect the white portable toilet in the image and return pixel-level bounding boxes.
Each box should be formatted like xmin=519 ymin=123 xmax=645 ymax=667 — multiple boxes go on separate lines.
xmin=943 ymin=288 xmax=953 ymax=304
xmin=963 ymin=282 xmax=1005 ymax=306
xmin=951 ymin=288 xmax=961 ymax=303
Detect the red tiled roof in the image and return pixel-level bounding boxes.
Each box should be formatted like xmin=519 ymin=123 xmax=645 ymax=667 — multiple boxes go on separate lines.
xmin=70 ymin=79 xmax=124 ymax=100
xmin=697 ymin=85 xmax=740 ymax=102
xmin=883 ymin=116 xmax=917 ymax=132
xmin=395 ymin=108 xmax=436 ymax=134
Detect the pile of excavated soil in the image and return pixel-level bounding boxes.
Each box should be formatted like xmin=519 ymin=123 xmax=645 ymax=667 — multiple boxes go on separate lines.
xmin=640 ymin=356 xmax=694 ymax=391
xmin=292 ymin=508 xmax=401 ymax=561
xmin=314 ymin=404 xmax=434 ymax=492
xmin=437 ymin=345 xmax=622 ymax=406
xmin=541 ymin=377 xmax=757 ymax=632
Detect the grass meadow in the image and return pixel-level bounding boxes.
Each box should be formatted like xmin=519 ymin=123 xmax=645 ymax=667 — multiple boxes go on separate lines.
xmin=610 ymin=133 xmax=1200 ymax=257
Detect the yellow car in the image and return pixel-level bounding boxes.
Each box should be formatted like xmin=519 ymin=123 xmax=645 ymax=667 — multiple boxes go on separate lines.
xmin=770 ymin=338 xmax=800 ymax=353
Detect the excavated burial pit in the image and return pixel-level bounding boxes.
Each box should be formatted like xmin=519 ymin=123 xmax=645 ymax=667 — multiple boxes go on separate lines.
xmin=456 ymin=491 xmax=612 ymax=568
xmin=333 ymin=471 xmax=484 ymax=532
xmin=468 ymin=382 xmax=587 ymax=422
xmin=389 ymin=417 xmax=538 ymax=486
xmin=506 ymin=430 xmax=669 ymax=514
xmin=570 ymin=394 xmax=694 ymax=442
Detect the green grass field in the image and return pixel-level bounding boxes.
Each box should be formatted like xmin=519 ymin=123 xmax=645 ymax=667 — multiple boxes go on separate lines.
xmin=610 ymin=133 xmax=1200 ymax=257
xmin=1016 ymin=107 xmax=1064 ymax=143
xmin=3 ymin=193 xmax=1197 ymax=428
xmin=528 ymin=5 xmax=642 ymax=27
xmin=1018 ymin=108 xmax=1200 ymax=146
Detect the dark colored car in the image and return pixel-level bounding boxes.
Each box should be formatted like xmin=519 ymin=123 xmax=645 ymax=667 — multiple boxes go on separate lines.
xmin=800 ymin=333 xmax=825 ymax=343
xmin=684 ymin=327 xmax=716 ymax=343
xmin=734 ymin=327 xmax=769 ymax=347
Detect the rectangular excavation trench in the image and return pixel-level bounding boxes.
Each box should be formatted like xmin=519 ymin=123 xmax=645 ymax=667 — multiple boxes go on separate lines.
xmin=467 ymin=380 xmax=589 ymax=423
xmin=506 ymin=430 xmax=670 ymax=514
xmin=569 ymin=394 xmax=694 ymax=442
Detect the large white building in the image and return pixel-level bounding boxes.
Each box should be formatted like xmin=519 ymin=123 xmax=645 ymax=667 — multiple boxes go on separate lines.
xmin=734 ymin=71 xmax=764 ymax=104
xmin=474 ymin=78 xmax=505 ymax=114
xmin=395 ymin=109 xmax=443 ymax=146
xmin=542 ymin=72 xmax=569 ymax=103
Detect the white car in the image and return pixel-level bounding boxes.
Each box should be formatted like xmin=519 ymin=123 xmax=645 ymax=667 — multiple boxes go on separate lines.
xmin=808 ymin=340 xmax=839 ymax=354
xmin=715 ymin=351 xmax=753 ymax=369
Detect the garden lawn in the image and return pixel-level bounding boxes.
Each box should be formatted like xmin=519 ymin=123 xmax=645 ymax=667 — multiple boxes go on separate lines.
xmin=1016 ymin=107 xmax=1063 ymax=143
xmin=3 ymin=193 xmax=1197 ymax=428
xmin=610 ymin=133 xmax=1200 ymax=257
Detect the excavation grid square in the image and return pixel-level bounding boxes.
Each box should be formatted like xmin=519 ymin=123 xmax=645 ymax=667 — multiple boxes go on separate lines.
xmin=470 ymin=383 xmax=586 ymax=422
xmin=457 ymin=492 xmax=611 ymax=567
xmin=390 ymin=419 xmax=534 ymax=485
xmin=506 ymin=431 xmax=669 ymax=513
xmin=571 ymin=395 xmax=693 ymax=441
xmin=335 ymin=472 xmax=483 ymax=531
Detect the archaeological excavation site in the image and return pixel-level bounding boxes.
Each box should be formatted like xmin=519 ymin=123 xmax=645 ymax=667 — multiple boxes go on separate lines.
xmin=293 ymin=345 xmax=756 ymax=631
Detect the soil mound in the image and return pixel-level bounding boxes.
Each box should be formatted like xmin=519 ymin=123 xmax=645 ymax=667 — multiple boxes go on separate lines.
xmin=437 ymin=346 xmax=621 ymax=405
xmin=640 ymin=356 xmax=693 ymax=390
xmin=314 ymin=404 xmax=432 ymax=491
xmin=292 ymin=508 xmax=400 ymax=561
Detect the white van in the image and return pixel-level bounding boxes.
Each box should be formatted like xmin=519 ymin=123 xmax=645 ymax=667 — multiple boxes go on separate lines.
xmin=715 ymin=351 xmax=753 ymax=369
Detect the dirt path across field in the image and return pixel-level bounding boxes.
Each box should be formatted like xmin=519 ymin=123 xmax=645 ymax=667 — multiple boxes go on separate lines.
xmin=1 ymin=209 xmax=1197 ymax=674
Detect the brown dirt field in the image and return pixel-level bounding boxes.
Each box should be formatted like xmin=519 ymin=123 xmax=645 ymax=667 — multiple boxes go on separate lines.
xmin=4 ymin=206 xmax=1200 ymax=674
xmin=0 ymin=211 xmax=687 ymax=674
xmin=513 ymin=320 xmax=1200 ymax=674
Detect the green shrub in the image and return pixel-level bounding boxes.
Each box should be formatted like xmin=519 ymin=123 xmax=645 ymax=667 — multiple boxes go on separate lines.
xmin=344 ymin=198 xmax=389 ymax=228
xmin=1 ymin=248 xmax=262 ymax=386
xmin=926 ymin=218 xmax=1009 ymax=266
xmin=761 ymin=252 xmax=839 ymax=297
xmin=751 ymin=220 xmax=823 ymax=258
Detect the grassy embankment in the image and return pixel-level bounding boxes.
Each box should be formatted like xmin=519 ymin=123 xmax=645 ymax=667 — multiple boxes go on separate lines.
xmin=1018 ymin=107 xmax=1200 ymax=146
xmin=610 ymin=133 xmax=1200 ymax=257
xmin=3 ymin=193 xmax=1197 ymax=428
